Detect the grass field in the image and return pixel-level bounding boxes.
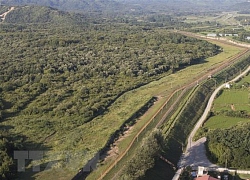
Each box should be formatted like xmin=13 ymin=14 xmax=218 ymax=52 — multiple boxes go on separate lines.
xmin=1 ymin=34 xmax=245 ymax=180
xmin=204 ymin=115 xmax=250 ymax=129
xmin=236 ymin=73 xmax=250 ymax=86
xmin=213 ymin=90 xmax=249 ymax=111
xmin=202 ymin=74 xmax=250 ymax=131
xmin=238 ymin=174 xmax=250 ymax=179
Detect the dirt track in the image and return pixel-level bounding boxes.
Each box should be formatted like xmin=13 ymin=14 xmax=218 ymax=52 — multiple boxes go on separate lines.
xmin=0 ymin=7 xmax=14 ymax=22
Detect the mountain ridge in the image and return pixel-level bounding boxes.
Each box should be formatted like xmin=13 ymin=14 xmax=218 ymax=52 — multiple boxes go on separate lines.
xmin=0 ymin=0 xmax=248 ymax=13
xmin=0 ymin=0 xmax=124 ymax=13
xmin=0 ymin=5 xmax=85 ymax=24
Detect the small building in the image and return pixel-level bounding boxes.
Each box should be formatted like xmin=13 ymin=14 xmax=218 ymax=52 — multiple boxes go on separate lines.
xmin=225 ymin=83 xmax=231 ymax=89
xmin=207 ymin=33 xmax=217 ymax=37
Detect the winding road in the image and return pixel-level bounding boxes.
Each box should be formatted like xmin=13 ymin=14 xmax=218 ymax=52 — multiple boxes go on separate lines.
xmin=173 ymin=65 xmax=250 ymax=180
xmin=0 ymin=7 xmax=14 ymax=22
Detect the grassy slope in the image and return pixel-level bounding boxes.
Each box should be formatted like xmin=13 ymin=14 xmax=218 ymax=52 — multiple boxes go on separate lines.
xmin=3 ymin=38 xmax=244 ymax=180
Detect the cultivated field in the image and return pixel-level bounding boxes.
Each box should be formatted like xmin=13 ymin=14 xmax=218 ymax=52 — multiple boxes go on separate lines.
xmin=204 ymin=115 xmax=250 ymax=129
xmin=213 ymin=90 xmax=249 ymax=111
xmin=203 ymin=73 xmax=250 ymax=130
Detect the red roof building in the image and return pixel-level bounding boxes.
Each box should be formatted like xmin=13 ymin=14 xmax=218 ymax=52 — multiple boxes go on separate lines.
xmin=195 ymin=175 xmax=219 ymax=180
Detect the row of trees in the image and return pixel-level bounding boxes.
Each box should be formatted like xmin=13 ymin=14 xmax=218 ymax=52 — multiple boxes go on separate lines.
xmin=0 ymin=127 xmax=16 ymax=180
xmin=214 ymin=109 xmax=249 ymax=119
xmin=121 ymin=130 xmax=163 ymax=179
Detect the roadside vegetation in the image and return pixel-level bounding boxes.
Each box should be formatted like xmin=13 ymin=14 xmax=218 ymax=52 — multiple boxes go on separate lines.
xmin=206 ymin=123 xmax=250 ymax=169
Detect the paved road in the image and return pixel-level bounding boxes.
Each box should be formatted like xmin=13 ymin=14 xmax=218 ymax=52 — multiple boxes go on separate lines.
xmin=179 ymin=137 xmax=219 ymax=168
xmin=172 ymin=66 xmax=250 ymax=180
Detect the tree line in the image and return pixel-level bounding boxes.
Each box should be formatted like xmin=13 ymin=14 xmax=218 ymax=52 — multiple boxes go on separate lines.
xmin=207 ymin=123 xmax=250 ymax=169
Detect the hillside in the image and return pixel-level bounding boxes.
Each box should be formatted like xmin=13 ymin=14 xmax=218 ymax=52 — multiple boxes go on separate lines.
xmin=0 ymin=0 xmax=124 ymax=13
xmin=0 ymin=5 xmax=103 ymax=25
xmin=0 ymin=5 xmax=223 ymax=179
xmin=0 ymin=0 xmax=248 ymax=13
xmin=117 ymin=0 xmax=248 ymax=13
xmin=229 ymin=1 xmax=250 ymax=13
xmin=2 ymin=6 xmax=76 ymax=24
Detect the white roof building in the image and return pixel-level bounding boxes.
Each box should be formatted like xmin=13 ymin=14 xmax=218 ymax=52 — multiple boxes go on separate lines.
xmin=225 ymin=83 xmax=231 ymax=89
xmin=207 ymin=33 xmax=217 ymax=37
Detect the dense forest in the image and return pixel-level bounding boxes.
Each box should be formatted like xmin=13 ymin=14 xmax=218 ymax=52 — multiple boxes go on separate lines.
xmin=121 ymin=130 xmax=163 ymax=179
xmin=0 ymin=130 xmax=15 ymax=179
xmin=206 ymin=123 xmax=250 ymax=169
xmin=0 ymin=5 xmax=223 ymax=179
xmin=0 ymin=7 xmax=221 ymax=124
xmin=0 ymin=24 xmax=220 ymax=122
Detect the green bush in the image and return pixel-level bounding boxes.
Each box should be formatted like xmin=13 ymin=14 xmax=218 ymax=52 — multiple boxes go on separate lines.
xmin=121 ymin=129 xmax=163 ymax=180
xmin=206 ymin=123 xmax=250 ymax=168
